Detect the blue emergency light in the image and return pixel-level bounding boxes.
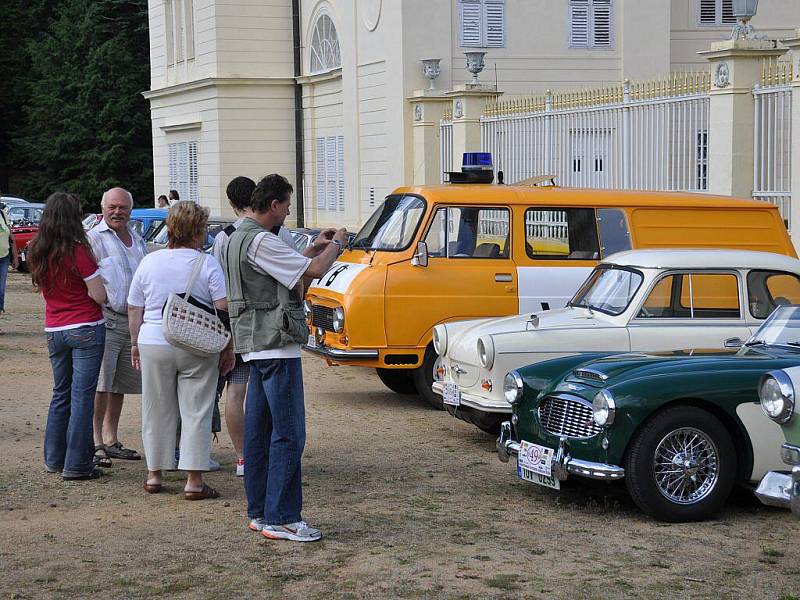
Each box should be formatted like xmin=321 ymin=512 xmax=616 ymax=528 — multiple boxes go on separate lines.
xmin=461 ymin=152 xmax=494 ymax=171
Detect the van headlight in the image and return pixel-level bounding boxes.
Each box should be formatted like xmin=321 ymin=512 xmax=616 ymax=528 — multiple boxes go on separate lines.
xmin=478 ymin=336 xmax=495 ymax=369
xmin=592 ymin=389 xmax=616 ymax=426
xmin=332 ymin=307 xmax=345 ymax=333
xmin=760 ymin=371 xmax=795 ymax=423
xmin=503 ymin=371 xmax=524 ymax=406
xmin=433 ymin=325 xmax=447 ymax=355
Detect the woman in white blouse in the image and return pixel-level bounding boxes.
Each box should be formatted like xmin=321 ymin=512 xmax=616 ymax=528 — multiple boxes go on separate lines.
xmin=128 ymin=201 xmax=234 ymax=499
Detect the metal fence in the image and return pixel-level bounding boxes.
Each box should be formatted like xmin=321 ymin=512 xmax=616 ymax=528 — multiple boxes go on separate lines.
xmin=753 ymin=60 xmax=793 ymax=228
xmin=476 ymin=73 xmax=712 ymax=192
xmin=440 ymin=115 xmax=453 ymax=183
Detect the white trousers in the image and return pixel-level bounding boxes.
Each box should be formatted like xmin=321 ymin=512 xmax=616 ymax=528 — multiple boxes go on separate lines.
xmin=139 ymin=344 xmax=219 ymax=471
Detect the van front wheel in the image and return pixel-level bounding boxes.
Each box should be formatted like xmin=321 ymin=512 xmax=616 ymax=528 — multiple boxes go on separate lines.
xmin=375 ymin=368 xmax=416 ymax=394
xmin=412 ymin=345 xmax=443 ymax=410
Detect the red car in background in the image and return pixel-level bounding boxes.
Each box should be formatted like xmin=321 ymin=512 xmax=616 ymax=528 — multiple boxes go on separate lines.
xmin=12 ymin=223 xmax=38 ymax=272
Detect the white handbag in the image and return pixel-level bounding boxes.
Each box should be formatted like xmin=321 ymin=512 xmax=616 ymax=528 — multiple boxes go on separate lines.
xmin=162 ymin=253 xmax=231 ymax=357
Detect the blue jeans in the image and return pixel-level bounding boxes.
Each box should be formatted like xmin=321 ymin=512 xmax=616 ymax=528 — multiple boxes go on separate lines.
xmin=0 ymin=254 xmax=8 ymax=313
xmin=244 ymin=358 xmax=306 ymax=525
xmin=44 ymin=324 xmax=106 ymax=477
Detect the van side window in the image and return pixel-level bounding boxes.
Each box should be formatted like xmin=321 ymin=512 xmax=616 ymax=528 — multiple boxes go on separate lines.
xmin=525 ymin=208 xmax=599 ymax=260
xmin=424 ymin=207 xmax=510 ymax=258
xmin=747 ymin=270 xmax=800 ymax=319
xmin=638 ymin=273 xmax=741 ymax=319
xmin=597 ymin=208 xmax=631 ymax=257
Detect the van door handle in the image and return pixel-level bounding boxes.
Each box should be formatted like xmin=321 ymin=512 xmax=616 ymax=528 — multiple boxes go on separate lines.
xmin=495 ymin=273 xmax=513 ymax=282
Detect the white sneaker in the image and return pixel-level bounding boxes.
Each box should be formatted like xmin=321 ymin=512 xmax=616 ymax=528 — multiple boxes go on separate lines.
xmin=248 ymin=518 xmax=266 ymax=532
xmin=208 ymin=458 xmax=220 ymax=471
xmin=235 ymin=459 xmax=244 ymax=477
xmin=261 ymin=521 xmax=322 ymax=542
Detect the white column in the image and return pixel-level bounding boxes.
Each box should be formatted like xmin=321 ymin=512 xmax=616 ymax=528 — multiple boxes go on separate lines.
xmin=408 ymin=91 xmax=449 ymax=185
xmin=445 ymin=84 xmax=502 ymax=166
xmin=699 ymin=39 xmax=785 ymax=198
xmin=782 ymin=30 xmax=800 ymax=252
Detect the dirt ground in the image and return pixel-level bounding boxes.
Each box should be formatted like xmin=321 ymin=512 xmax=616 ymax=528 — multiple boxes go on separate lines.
xmin=1 ymin=270 xmax=799 ymax=600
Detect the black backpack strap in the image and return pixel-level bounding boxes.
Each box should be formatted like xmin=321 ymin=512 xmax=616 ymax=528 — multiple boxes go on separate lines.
xmin=223 ymin=224 xmax=237 ymax=237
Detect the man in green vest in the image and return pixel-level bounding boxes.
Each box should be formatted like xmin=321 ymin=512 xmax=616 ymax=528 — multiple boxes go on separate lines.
xmin=225 ymin=174 xmax=347 ymax=542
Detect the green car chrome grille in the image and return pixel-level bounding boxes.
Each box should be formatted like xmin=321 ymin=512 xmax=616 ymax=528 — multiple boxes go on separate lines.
xmin=538 ymin=394 xmax=602 ymax=439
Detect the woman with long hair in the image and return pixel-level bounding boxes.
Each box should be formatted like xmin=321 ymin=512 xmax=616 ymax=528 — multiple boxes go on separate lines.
xmin=29 ymin=193 xmax=107 ymax=480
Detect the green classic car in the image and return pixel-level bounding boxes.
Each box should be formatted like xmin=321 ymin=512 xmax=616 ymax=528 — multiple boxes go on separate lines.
xmin=496 ymin=306 xmax=800 ymax=522
xmin=755 ymin=361 xmax=800 ymax=516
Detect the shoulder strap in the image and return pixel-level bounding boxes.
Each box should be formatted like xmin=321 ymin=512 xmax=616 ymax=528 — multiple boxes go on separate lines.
xmin=184 ymin=252 xmax=207 ymax=301
xmin=223 ymin=224 xmax=237 ymax=237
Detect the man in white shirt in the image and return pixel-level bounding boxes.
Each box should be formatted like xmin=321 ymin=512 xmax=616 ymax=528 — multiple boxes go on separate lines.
xmin=87 ymin=187 xmax=147 ymax=465
xmin=225 ymin=174 xmax=347 ymax=542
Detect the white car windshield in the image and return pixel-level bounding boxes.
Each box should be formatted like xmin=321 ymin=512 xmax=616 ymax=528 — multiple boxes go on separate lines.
xmin=569 ymin=266 xmax=643 ymax=316
xmin=746 ymin=305 xmax=800 ymax=348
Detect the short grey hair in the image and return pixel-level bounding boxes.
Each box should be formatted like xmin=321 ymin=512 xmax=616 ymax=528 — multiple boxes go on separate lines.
xmin=101 ymin=187 xmax=133 ymax=208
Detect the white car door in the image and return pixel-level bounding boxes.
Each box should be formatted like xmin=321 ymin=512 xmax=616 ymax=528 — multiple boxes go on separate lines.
xmin=627 ymin=271 xmax=752 ymax=352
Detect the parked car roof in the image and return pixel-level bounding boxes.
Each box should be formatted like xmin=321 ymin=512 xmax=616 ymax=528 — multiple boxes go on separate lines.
xmin=0 ymin=196 xmax=31 ymax=206
xmin=603 ymin=249 xmax=800 ymax=271
xmin=131 ymin=208 xmax=169 ymax=218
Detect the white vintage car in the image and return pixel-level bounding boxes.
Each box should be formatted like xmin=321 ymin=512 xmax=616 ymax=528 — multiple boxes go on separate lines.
xmin=432 ymin=249 xmax=800 ymax=433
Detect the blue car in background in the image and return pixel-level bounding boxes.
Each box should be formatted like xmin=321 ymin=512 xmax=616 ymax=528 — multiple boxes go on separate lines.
xmin=130 ymin=208 xmax=168 ymax=241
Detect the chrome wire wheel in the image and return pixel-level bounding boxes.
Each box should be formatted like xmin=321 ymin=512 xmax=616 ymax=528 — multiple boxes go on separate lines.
xmin=653 ymin=427 xmax=719 ymax=505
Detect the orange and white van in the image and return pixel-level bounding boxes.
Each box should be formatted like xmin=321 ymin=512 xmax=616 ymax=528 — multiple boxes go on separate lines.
xmin=303 ymin=178 xmax=795 ymax=407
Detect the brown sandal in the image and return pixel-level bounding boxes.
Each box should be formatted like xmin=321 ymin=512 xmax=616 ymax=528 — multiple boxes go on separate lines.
xmin=144 ymin=481 xmax=162 ymax=494
xmin=184 ymin=483 xmax=220 ymax=501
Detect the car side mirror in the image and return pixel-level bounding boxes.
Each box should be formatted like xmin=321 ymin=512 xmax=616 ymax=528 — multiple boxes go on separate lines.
xmin=412 ymin=241 xmax=429 ymax=267
xmin=724 ymin=337 xmax=743 ymax=348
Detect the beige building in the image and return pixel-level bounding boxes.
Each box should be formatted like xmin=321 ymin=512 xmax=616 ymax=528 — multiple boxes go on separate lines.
xmin=144 ymin=0 xmax=798 ymax=227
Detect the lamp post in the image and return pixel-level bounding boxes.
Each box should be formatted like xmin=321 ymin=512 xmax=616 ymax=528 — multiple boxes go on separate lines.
xmin=731 ymin=0 xmax=759 ymax=40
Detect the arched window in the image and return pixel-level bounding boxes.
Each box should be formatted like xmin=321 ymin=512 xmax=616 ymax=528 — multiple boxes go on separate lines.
xmin=310 ymin=12 xmax=341 ymax=74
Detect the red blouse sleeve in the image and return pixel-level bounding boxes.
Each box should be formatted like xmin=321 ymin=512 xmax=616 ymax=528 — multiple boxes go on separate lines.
xmin=73 ymin=244 xmax=99 ymax=280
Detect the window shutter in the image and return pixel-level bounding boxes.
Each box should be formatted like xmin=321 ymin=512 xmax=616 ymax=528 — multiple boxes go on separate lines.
xmin=168 ymin=143 xmax=178 ymax=189
xmin=165 ymin=0 xmax=175 ymax=65
xmin=336 ymin=136 xmax=345 ymax=212
xmin=325 ymin=137 xmax=337 ymax=211
xmin=484 ymin=1 xmax=505 ymax=48
xmin=699 ymin=0 xmax=716 ymax=24
xmin=721 ymin=0 xmax=735 ymax=24
xmin=570 ymin=0 xmax=589 ymax=47
xmin=184 ymin=0 xmax=195 ymax=60
xmin=460 ymin=0 xmax=482 ymax=47
xmin=315 ymin=137 xmax=326 ymax=210
xmin=592 ymin=0 xmax=611 ymax=47
xmin=187 ymin=141 xmax=198 ymax=202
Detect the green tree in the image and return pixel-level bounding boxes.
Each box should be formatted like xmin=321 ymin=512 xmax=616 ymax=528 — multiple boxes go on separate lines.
xmin=13 ymin=0 xmax=153 ymax=209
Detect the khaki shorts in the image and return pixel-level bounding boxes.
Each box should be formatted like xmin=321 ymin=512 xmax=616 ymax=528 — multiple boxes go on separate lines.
xmin=96 ymin=309 xmax=142 ymax=395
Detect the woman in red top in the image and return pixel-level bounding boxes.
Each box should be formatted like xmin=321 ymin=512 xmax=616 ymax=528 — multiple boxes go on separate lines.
xmin=28 ymin=193 xmax=108 ymax=480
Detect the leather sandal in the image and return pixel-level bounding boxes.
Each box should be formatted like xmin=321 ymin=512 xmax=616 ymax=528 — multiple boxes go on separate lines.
xmin=104 ymin=442 xmax=141 ymax=461
xmin=184 ymin=484 xmax=220 ymax=501
xmin=94 ymin=444 xmax=112 ymax=468
xmin=144 ymin=481 xmax=162 ymax=494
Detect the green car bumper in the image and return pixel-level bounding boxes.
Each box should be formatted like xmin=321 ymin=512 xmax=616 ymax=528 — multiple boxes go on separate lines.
xmin=496 ymin=421 xmax=625 ymax=481
xmin=755 ymin=444 xmax=800 ymax=517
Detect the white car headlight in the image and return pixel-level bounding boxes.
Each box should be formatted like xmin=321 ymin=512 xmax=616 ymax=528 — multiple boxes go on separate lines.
xmin=760 ymin=371 xmax=795 ymax=423
xmin=504 ymin=371 xmax=524 ymax=406
xmin=478 ymin=336 xmax=495 ymax=369
xmin=433 ymin=325 xmax=447 ymax=355
xmin=592 ymin=389 xmax=616 ymax=426
xmin=332 ymin=306 xmax=345 ymax=333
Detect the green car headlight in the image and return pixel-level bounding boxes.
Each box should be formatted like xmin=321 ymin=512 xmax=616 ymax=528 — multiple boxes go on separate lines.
xmin=760 ymin=371 xmax=795 ymax=424
xmin=503 ymin=370 xmax=524 ymax=406
xmin=592 ymin=389 xmax=616 ymax=426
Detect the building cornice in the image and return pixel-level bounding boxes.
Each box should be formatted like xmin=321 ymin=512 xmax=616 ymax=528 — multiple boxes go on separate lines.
xmin=143 ymin=76 xmax=297 ymax=99
xmin=296 ymin=68 xmax=343 ymax=85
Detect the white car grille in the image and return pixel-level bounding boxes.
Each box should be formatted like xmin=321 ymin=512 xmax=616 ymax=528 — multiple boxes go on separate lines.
xmin=538 ymin=394 xmax=602 ymax=439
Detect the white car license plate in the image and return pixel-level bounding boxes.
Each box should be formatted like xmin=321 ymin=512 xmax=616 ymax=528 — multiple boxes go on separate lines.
xmin=306 ymin=333 xmax=317 ymax=349
xmin=518 ymin=440 xmax=555 ymax=477
xmin=443 ymin=382 xmax=460 ymax=407
xmin=517 ymin=465 xmax=561 ymax=490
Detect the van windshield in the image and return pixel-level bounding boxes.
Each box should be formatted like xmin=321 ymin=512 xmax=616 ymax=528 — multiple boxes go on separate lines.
xmin=351 ymin=194 xmax=426 ymax=251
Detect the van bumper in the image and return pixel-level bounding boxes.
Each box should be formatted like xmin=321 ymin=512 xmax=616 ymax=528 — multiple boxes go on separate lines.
xmin=302 ymin=343 xmax=379 ymax=360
